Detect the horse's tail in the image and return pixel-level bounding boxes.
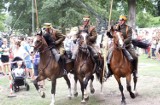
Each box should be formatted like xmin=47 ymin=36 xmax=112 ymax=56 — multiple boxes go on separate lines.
xmin=132 ymin=39 xmax=151 ymax=49
xmin=95 ymin=72 xmax=103 ymax=84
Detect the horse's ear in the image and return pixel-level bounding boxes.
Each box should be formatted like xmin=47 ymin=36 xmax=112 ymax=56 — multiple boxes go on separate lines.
xmin=36 ymin=30 xmax=43 ymax=36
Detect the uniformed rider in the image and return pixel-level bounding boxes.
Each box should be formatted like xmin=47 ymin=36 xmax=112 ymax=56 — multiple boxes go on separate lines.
xmin=106 ymin=15 xmax=138 ymax=78
xmin=71 ymin=16 xmax=101 ymax=72
xmin=42 ymin=23 xmax=67 ymax=75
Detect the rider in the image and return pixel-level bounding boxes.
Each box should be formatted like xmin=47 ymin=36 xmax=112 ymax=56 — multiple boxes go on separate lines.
xmin=106 ymin=15 xmax=138 ymax=78
xmin=42 ymin=23 xmax=67 ymax=75
xmin=71 ymin=16 xmax=101 ymax=72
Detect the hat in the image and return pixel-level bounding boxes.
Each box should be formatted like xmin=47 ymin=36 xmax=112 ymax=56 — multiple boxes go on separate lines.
xmin=83 ymin=15 xmax=90 ymax=21
xmin=119 ymin=15 xmax=127 ymax=21
xmin=43 ymin=23 xmax=52 ymax=28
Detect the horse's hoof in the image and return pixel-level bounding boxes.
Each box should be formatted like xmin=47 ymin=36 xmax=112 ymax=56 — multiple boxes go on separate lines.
xmin=81 ymin=100 xmax=86 ymax=104
xmin=84 ymin=96 xmax=89 ymax=101
xmin=121 ymin=100 xmax=126 ymax=105
xmin=90 ymin=88 xmax=95 ymax=94
xmin=74 ymin=92 xmax=78 ymax=97
xmin=130 ymin=93 xmax=135 ymax=99
xmin=133 ymin=90 xmax=138 ymax=96
xmin=41 ymin=92 xmax=45 ymax=98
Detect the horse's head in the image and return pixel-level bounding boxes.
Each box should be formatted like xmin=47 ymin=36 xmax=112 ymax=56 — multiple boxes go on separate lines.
xmin=33 ymin=30 xmax=48 ymax=53
xmin=79 ymin=31 xmax=89 ymax=53
xmin=112 ymin=31 xmax=124 ymax=49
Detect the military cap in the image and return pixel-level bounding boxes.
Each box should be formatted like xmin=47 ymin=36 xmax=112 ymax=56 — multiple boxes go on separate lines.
xmin=119 ymin=15 xmax=127 ymax=21
xmin=43 ymin=23 xmax=52 ymax=28
xmin=83 ymin=15 xmax=90 ymax=21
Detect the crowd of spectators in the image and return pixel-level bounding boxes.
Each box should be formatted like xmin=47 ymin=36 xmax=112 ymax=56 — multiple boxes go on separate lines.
xmin=135 ymin=28 xmax=160 ymax=60
xmin=0 ymin=36 xmax=35 ymax=80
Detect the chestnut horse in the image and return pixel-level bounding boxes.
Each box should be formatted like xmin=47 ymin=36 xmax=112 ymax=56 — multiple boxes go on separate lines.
xmin=33 ymin=32 xmax=74 ymax=105
xmin=109 ymin=31 xmax=138 ymax=105
xmin=73 ymin=31 xmax=104 ymax=104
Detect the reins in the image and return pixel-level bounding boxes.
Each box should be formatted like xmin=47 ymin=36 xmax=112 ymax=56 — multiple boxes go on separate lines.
xmin=38 ymin=54 xmax=52 ymax=73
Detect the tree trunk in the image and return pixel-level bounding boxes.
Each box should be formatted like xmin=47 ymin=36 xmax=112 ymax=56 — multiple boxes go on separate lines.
xmin=128 ymin=0 xmax=136 ymax=29
xmin=158 ymin=0 xmax=160 ymax=16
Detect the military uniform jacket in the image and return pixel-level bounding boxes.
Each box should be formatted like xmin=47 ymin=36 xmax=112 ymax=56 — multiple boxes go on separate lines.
xmin=119 ymin=24 xmax=132 ymax=47
xmin=79 ymin=25 xmax=97 ymax=45
xmin=108 ymin=24 xmax=132 ymax=47
xmin=50 ymin=28 xmax=65 ymax=49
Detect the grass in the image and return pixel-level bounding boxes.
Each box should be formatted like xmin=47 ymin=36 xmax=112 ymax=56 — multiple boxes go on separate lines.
xmin=138 ymin=54 xmax=160 ymax=77
xmin=0 ymin=54 xmax=160 ymax=105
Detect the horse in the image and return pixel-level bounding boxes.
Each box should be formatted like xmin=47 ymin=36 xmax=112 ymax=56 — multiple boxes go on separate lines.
xmin=32 ymin=31 xmax=74 ymax=105
xmin=73 ymin=31 xmax=104 ymax=104
xmin=109 ymin=31 xmax=138 ymax=105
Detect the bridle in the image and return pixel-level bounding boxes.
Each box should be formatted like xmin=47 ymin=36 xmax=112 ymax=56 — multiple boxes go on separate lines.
xmin=34 ymin=35 xmax=52 ymax=53
xmin=113 ymin=31 xmax=124 ymax=49
xmin=33 ymin=35 xmax=53 ymax=73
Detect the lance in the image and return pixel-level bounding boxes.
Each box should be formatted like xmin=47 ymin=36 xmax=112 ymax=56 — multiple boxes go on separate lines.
xmin=34 ymin=0 xmax=39 ymax=30
xmin=102 ymin=0 xmax=113 ymax=81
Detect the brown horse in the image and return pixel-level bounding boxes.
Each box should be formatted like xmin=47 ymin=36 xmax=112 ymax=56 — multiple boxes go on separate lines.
xmin=33 ymin=31 xmax=74 ymax=105
xmin=73 ymin=31 xmax=104 ymax=104
xmin=109 ymin=31 xmax=138 ymax=105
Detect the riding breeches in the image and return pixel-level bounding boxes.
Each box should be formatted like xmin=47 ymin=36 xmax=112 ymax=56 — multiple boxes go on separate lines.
xmin=127 ymin=46 xmax=138 ymax=60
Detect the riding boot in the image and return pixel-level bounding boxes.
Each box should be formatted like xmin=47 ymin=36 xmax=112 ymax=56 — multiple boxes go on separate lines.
xmin=51 ymin=48 xmax=60 ymax=62
xmin=60 ymin=56 xmax=67 ymax=75
xmin=94 ymin=58 xmax=101 ymax=73
xmin=105 ymin=51 xmax=113 ymax=78
xmin=88 ymin=46 xmax=101 ymax=72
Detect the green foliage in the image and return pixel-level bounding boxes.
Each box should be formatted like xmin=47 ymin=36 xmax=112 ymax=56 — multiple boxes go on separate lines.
xmin=136 ymin=12 xmax=152 ymax=28
xmin=0 ymin=14 xmax=6 ymax=31
xmin=137 ymin=11 xmax=160 ymax=28
xmin=3 ymin=0 xmax=160 ymax=35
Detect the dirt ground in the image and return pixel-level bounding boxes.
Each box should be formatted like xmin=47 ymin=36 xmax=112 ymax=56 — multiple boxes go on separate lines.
xmin=90 ymin=75 xmax=160 ymax=105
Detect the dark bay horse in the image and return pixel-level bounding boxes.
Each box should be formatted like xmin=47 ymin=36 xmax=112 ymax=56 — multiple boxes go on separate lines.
xmin=109 ymin=31 xmax=138 ymax=105
xmin=73 ymin=31 xmax=104 ymax=104
xmin=33 ymin=32 xmax=74 ymax=105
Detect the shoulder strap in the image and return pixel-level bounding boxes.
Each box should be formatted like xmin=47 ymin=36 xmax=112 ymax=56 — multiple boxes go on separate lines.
xmin=89 ymin=26 xmax=95 ymax=33
xmin=126 ymin=25 xmax=129 ymax=37
xmin=51 ymin=28 xmax=56 ymax=39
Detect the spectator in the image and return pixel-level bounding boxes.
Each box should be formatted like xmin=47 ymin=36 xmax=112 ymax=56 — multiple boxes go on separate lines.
xmin=0 ymin=38 xmax=10 ymax=76
xmin=151 ymin=37 xmax=157 ymax=59
xmin=20 ymin=37 xmax=34 ymax=79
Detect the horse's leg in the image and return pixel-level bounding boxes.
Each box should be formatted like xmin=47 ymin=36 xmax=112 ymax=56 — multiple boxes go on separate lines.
xmin=133 ymin=72 xmax=138 ymax=94
xmin=33 ymin=75 xmax=46 ymax=98
xmin=63 ymin=75 xmax=72 ymax=99
xmin=126 ymin=75 xmax=135 ymax=99
xmin=73 ymin=75 xmax=78 ymax=97
xmin=90 ymin=75 xmax=95 ymax=94
xmin=83 ymin=76 xmax=91 ymax=101
xmin=114 ymin=75 xmax=126 ymax=105
xmin=50 ymin=77 xmax=56 ymax=105
xmin=79 ymin=78 xmax=86 ymax=104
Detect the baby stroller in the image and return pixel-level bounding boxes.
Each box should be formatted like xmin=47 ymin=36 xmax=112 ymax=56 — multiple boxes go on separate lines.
xmin=11 ymin=57 xmax=30 ymax=92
